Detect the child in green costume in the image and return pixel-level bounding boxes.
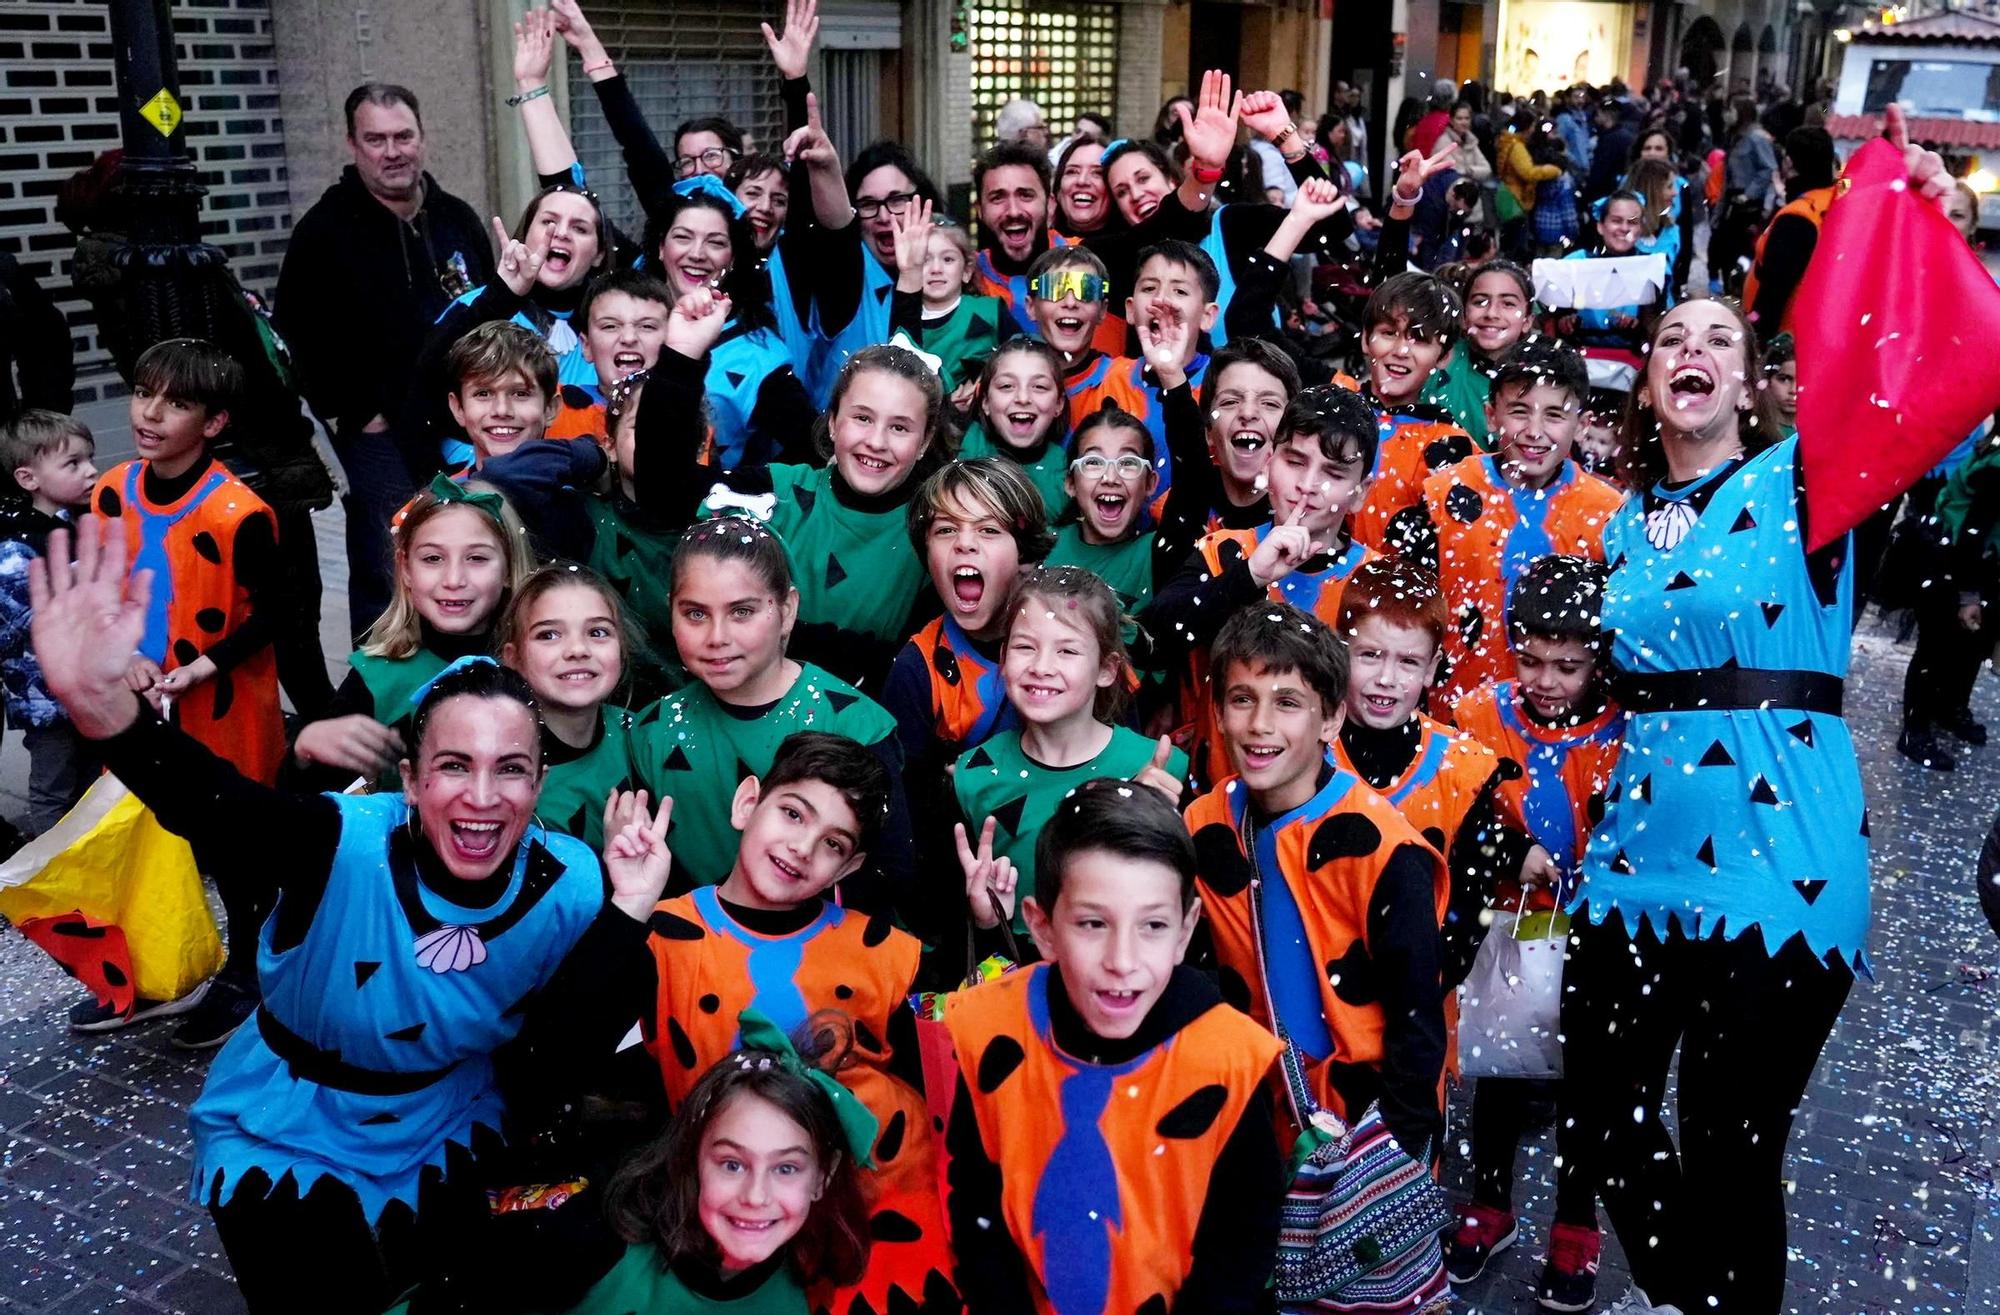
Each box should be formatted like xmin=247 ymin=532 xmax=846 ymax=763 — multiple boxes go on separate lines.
xmin=883 ymin=201 xmax=1020 ymax=394
xmin=1419 ymin=261 xmax=1537 ymax=450
xmin=638 ymin=516 xmax=913 ymax=916
xmin=287 ymin=480 xmax=534 ymax=790
xmin=956 ymin=339 xmax=1074 ymax=524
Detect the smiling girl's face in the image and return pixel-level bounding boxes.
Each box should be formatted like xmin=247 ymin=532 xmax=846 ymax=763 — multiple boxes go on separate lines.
xmin=402 ymin=506 xmax=508 ymax=636
xmin=830 ymin=369 xmax=930 ymax=495
xmin=661 ymin=205 xmax=735 ymax=299
xmin=697 ymin=1091 xmax=825 ymax=1273
xmin=1002 ymin=592 xmax=1116 ymax=728
xmin=527 ymin=191 xmax=603 ymax=290
xmin=504 ymin=582 xmax=623 ymax=718
xmin=982 ymin=350 xmax=1064 ymax=451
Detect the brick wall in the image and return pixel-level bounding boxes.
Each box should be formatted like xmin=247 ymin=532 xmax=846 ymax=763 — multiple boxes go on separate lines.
xmin=0 ymin=0 xmax=292 ymax=405
xmin=1115 ymin=0 xmax=1163 ymax=146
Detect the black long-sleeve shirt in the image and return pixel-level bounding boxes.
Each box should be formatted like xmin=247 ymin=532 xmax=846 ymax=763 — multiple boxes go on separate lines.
xmin=947 ymin=965 xmax=1285 ymax=1315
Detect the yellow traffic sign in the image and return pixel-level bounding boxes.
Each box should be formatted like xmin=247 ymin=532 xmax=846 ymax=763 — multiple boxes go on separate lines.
xmin=137 ymin=89 xmax=181 ymax=137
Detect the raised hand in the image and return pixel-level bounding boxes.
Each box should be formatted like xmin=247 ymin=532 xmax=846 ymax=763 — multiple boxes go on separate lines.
xmin=603 ymin=790 xmax=675 ymax=920
xmin=1290 ymin=175 xmax=1344 ymax=226
xmin=29 ymin=521 xmax=151 ymax=741
xmin=491 ymin=215 xmax=545 ymax=295
xmin=1238 ymin=89 xmax=1293 ymax=144
xmin=513 ymin=8 xmax=557 ymax=90
xmin=1884 ymin=103 xmax=1953 ymax=212
xmin=1133 ymin=735 xmax=1182 ymax=803
xmin=1139 ymin=301 xmax=1188 ymax=388
xmin=1176 ymin=69 xmax=1242 ymax=173
xmin=1247 ymin=499 xmax=1325 ymax=588
xmin=1391 ymin=137 xmax=1458 ymax=206
xmin=665 ymin=286 xmax=731 ymax=358
xmin=761 ymin=0 xmax=819 ymax=82
xmin=1518 ymin=843 xmax=1559 ymax=891
xmin=549 ymin=0 xmax=609 ymax=64
xmin=888 ymin=196 xmax=935 ymax=287
xmin=955 ymin=816 xmax=1019 ymax=931
xmin=781 ymin=92 xmax=837 ymax=172
xmin=295 ymin=714 xmax=404 ymax=777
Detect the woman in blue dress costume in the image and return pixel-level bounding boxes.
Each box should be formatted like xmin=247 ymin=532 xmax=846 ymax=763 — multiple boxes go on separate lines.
xmin=27 ymin=523 xmax=675 ymax=1314
xmin=1552 ymin=124 xmax=1962 ymax=1315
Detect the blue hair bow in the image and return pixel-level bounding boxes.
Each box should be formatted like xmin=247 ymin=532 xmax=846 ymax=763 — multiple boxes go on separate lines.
xmin=409 ymin=654 xmax=501 ymax=709
xmin=674 ymin=171 xmax=748 ymax=220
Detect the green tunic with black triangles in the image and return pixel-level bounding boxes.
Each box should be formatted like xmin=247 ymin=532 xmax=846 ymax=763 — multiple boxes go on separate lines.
xmin=630 ymin=660 xmax=899 ymax=887
xmin=952 ymin=726 xmax=1188 ymax=934
xmin=348 ymin=648 xmax=452 ymax=726
xmin=581 ymin=489 xmax=684 ymax=692
xmin=698 ymin=464 xmax=926 ymax=647
xmin=1046 ymin=522 xmax=1157 ymax=618
xmin=1420 ymin=339 xmax=1500 ymax=451
xmin=917 ymin=294 xmax=1006 ymax=393
xmin=537 ymin=706 xmax=642 ymax=849
xmin=958 ymin=422 xmax=1071 ymax=526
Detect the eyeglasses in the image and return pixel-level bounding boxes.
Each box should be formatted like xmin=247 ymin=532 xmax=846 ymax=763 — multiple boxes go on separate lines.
xmin=1031 ymin=271 xmax=1107 ymax=303
xmin=674 ymin=147 xmax=741 ymax=178
xmin=1069 ymin=454 xmax=1152 ymax=480
xmin=854 ymin=190 xmax=918 ymax=219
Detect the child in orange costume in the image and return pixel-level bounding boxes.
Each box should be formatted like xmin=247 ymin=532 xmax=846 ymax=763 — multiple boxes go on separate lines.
xmin=1349 ymin=272 xmax=1475 ymax=550
xmin=644 ymin=732 xmax=959 ymax=1315
xmin=1386 ymin=338 xmax=1622 ymax=706
xmin=946 ymin=777 xmax=1285 ymax=1315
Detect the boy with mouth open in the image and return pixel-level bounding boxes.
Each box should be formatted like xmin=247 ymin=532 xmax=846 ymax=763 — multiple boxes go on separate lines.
xmin=1181 ymin=602 xmax=1451 ymax=1306
xmin=1142 ymin=384 xmax=1379 ymax=787
xmin=946 ymin=777 xmax=1288 ymax=1315
xmin=1332 ymin=556 xmax=1539 ymax=989
xmin=544 ymin=267 xmax=674 ymax=448
xmin=1386 ymin=338 xmax=1622 ymax=706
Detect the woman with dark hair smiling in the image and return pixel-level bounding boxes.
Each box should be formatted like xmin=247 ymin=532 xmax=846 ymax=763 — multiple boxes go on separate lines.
xmin=28 ymin=521 xmax=674 ymax=1312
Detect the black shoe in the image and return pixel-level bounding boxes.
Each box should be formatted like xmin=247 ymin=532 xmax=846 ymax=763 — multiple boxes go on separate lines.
xmin=1898 ymin=726 xmax=1958 ymax=771
xmin=1445 ymin=1202 xmax=1518 ymax=1284
xmin=68 ymin=980 xmax=211 ymax=1034
xmin=1940 ymin=709 xmax=1988 ymax=746
xmin=171 ymin=976 xmax=256 ymax=1051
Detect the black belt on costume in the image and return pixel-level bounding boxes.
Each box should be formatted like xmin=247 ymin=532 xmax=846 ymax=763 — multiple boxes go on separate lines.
xmin=1615 ymin=667 xmax=1844 ymax=717
xmin=257 ymin=1006 xmax=459 ymax=1097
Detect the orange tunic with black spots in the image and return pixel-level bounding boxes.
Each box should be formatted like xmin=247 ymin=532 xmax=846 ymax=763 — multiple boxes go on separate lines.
xmin=1421 ymin=455 xmax=1622 ymax=706
xmin=645 ymin=888 xmax=958 ymax=1315
xmin=1351 ymin=410 xmax=1474 ymax=551
xmin=1185 ymin=772 xmax=1445 ymax=1140
xmin=943 ymin=963 xmax=1280 ymax=1315
xmin=93 ymin=461 xmax=284 ymax=786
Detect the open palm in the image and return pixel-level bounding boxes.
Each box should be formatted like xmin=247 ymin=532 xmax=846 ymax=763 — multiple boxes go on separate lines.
xmin=29 ymin=521 xmax=150 ymax=740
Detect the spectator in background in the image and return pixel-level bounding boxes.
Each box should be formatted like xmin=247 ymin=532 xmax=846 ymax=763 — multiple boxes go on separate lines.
xmin=671 ymin=115 xmax=746 ymax=178
xmin=276 ymin=83 xmax=493 ymax=639
xmin=996 ymin=98 xmax=1050 ymax=152
xmin=1742 ymin=126 xmax=1839 ymax=342
xmin=1337 ymin=80 xmax=1371 ymax=191
xmin=1583 ymin=97 xmax=1637 ymax=208
xmin=1555 ymin=85 xmax=1595 ymax=177
xmin=0 ymin=254 xmax=74 ymax=419
xmin=1496 ymin=106 xmax=1561 ymax=258
xmin=1409 ymin=77 xmax=1458 ymax=157
xmin=1153 ymin=94 xmax=1192 ymax=151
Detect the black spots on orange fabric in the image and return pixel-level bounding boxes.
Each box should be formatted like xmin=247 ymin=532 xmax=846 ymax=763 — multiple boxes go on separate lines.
xmin=868 ymin=1209 xmax=924 ymax=1243
xmin=101 ymin=959 xmax=126 ymax=987
xmin=1424 ymin=435 xmax=1469 ymax=469
xmin=876 ymin=1109 xmax=907 ymax=1163
xmin=1217 ymin=964 xmax=1253 ymax=1013
xmin=97 ymin=486 xmax=121 ymax=517
xmin=698 ymin=993 xmax=721 ymax=1014
xmin=976 ymin=1035 xmax=1026 ymax=1093
xmin=649 ymin=910 xmax=705 ymax=941
xmin=190 ymin=530 xmax=223 ymax=564
xmin=835 ymin=984 xmax=855 ymax=1000
xmin=1494 ymin=757 xmax=1526 ymax=783
xmin=209 ymin=672 xmax=234 ymax=720
xmin=1155 ymin=1084 xmax=1229 ymax=1140
xmin=1325 ymin=940 xmax=1379 ymax=1006
xmin=1136 ymin=1297 xmax=1170 ymax=1315
xmin=932 ymin=642 xmax=962 ymax=688
xmin=48 ymin=917 xmax=107 ymax=940
xmin=195 ymin=607 xmax=226 ymax=634
xmin=1192 ymin=822 xmax=1253 ymax=897
xmin=1214 ymin=536 xmax=1248 ymax=572
xmin=854 ymin=1020 xmax=883 ymax=1053
xmin=1446 ymin=483 xmax=1483 ymax=524
xmin=173 ymin=638 xmax=200 ymax=666
xmin=1308 ymin=813 xmax=1382 ymax=867
xmin=560 ymin=384 xmax=593 ymax=408
xmin=1422 ymin=826 xmax=1447 ymax=852
xmin=666 ymin=1016 xmax=698 ymax=1069
xmin=1457 ymin=605 xmax=1484 ymax=652
xmin=919 ymin=1271 xmax=961 ymax=1313
xmin=863 ymin=910 xmax=894 ymax=948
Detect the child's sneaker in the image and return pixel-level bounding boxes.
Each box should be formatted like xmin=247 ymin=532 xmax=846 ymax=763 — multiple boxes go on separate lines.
xmin=67 ymin=979 xmax=211 ymax=1033
xmin=171 ymin=976 xmax=256 ymax=1050
xmin=1537 ymin=1221 xmax=1602 ymax=1311
xmin=1604 ymin=1285 xmax=1681 ymax=1314
xmin=1445 ymin=1201 xmax=1518 ymax=1284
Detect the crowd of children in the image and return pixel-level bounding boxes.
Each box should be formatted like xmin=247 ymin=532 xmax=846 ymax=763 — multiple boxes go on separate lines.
xmin=0 ymin=5 xmax=1983 ymax=1312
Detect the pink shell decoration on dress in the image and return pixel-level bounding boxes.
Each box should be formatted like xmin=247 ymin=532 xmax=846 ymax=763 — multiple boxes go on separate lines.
xmin=413 ymin=925 xmax=489 ymax=974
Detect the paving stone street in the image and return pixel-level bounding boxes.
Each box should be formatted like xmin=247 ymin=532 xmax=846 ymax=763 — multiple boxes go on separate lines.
xmin=0 ymin=476 xmax=1993 ymax=1313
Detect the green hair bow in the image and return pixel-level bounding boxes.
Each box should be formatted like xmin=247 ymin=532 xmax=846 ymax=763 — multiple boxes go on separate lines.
xmin=735 ymin=1008 xmax=879 ymax=1169
xmin=428 ymin=472 xmax=507 ymax=523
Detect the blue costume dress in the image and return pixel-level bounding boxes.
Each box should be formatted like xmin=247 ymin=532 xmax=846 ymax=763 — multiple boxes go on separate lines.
xmin=1576 ymin=436 xmax=1871 ymax=972
xmin=191 ymin=793 xmax=604 ymax=1222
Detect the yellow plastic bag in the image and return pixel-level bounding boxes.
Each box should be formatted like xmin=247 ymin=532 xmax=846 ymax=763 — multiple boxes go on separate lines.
xmin=0 ymin=774 xmax=221 ymax=1008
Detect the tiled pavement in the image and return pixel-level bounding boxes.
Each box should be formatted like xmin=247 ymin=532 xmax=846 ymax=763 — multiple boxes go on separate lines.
xmin=0 ymin=493 xmax=1995 ymax=1311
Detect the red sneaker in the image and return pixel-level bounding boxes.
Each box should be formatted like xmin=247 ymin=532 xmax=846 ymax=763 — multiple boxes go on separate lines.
xmin=1445 ymin=1200 xmax=1518 ymax=1284
xmin=1538 ymin=1221 xmax=1602 ymax=1311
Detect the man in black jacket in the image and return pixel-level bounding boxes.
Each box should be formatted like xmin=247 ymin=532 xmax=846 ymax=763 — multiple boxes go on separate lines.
xmin=276 ymin=83 xmax=493 ymax=637
xmin=0 ymin=254 xmax=74 ymax=419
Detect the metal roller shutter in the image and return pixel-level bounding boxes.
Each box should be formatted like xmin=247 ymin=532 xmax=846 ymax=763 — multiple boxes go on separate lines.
xmin=969 ymin=0 xmax=1119 ymax=151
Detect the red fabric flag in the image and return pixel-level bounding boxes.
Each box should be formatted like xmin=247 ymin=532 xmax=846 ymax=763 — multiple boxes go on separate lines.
xmin=1796 ymin=136 xmax=2000 ymax=550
